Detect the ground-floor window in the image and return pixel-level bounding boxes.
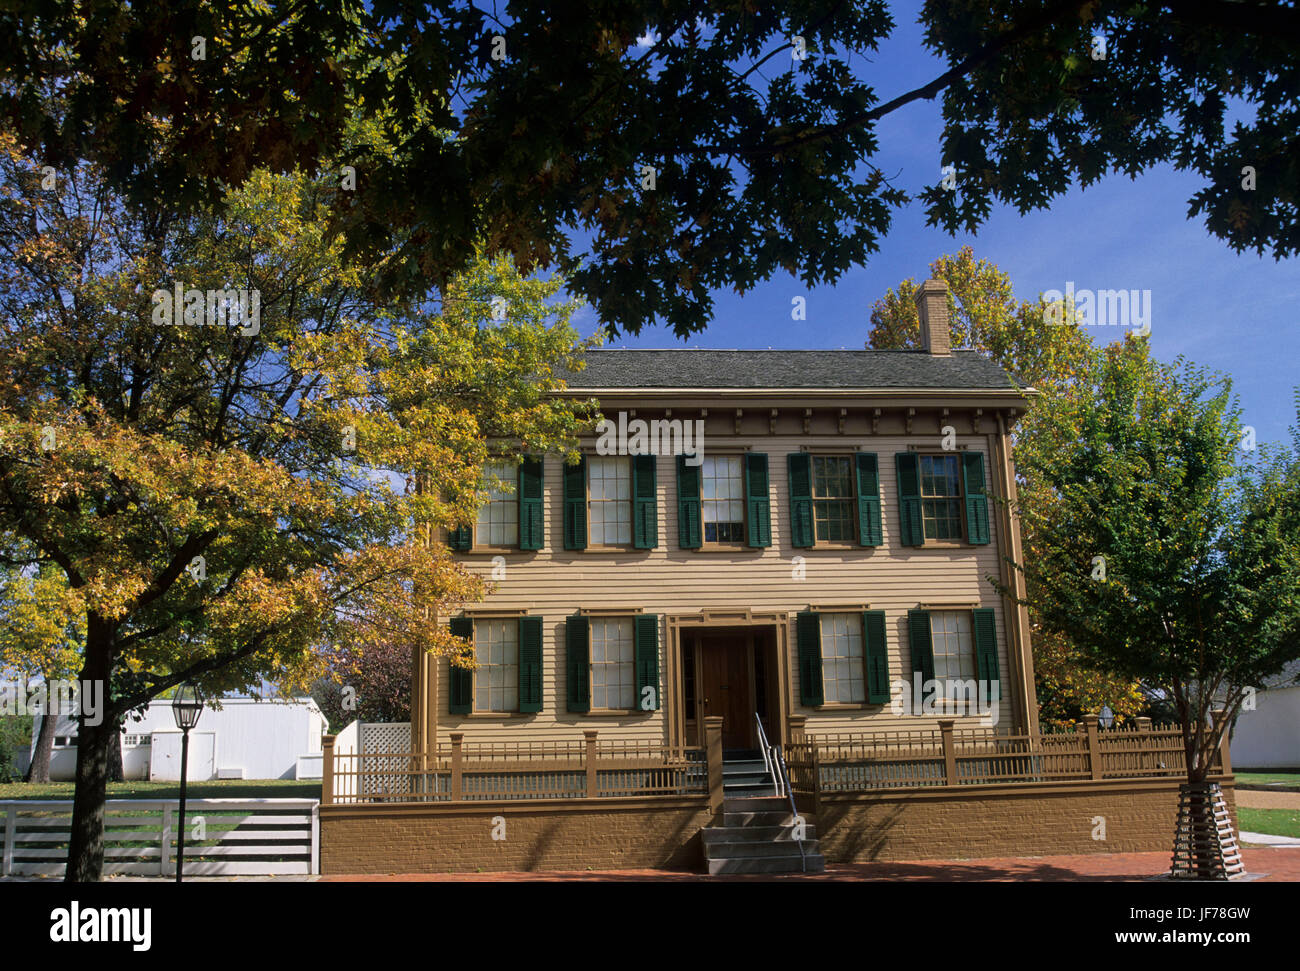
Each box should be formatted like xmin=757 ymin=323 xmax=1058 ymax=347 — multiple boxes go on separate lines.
xmin=820 ymin=612 xmax=866 ymax=703
xmin=474 ymin=618 xmax=520 ymax=712
xmin=590 ymin=617 xmax=636 ymax=710
xmin=930 ymin=610 xmax=977 ymax=682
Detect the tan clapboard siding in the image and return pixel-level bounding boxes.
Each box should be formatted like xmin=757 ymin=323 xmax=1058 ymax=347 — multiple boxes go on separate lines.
xmin=436 ymin=433 xmax=1015 ymax=742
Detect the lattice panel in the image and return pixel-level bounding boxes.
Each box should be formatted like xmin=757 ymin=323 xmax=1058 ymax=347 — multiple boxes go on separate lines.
xmin=359 ymin=722 xmax=412 ymax=797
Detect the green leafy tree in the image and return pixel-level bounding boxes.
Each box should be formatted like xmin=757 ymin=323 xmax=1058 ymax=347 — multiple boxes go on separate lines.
xmin=1017 ymin=337 xmax=1300 ymax=870
xmin=3 ymin=2 xmax=1293 ymax=334
xmin=0 ymin=134 xmax=596 ymax=879
xmin=0 ymin=560 xmax=84 ymax=782
xmin=868 ymin=248 xmax=1144 ymax=727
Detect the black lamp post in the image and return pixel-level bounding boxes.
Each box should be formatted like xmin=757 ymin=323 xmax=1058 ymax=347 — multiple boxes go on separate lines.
xmin=171 ymin=683 xmax=203 ymax=883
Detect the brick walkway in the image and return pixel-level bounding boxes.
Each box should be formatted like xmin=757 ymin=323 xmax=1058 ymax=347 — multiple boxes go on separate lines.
xmin=322 ymin=846 xmax=1300 ymax=882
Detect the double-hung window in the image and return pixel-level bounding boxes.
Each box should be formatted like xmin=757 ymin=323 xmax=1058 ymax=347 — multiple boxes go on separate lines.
xmin=589 ymin=617 xmax=636 ymax=710
xmin=701 ymin=455 xmax=745 ymax=544
xmin=588 ymin=456 xmax=633 ymax=546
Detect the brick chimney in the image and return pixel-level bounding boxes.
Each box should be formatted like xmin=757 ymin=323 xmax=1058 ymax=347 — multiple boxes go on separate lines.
xmin=915 ymin=278 xmax=951 ymax=355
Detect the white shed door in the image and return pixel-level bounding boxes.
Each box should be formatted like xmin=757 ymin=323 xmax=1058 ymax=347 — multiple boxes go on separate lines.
xmin=148 ymin=732 xmax=216 ymax=782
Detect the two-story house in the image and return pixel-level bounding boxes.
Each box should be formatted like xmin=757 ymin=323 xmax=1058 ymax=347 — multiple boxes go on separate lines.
xmin=322 ymin=280 xmax=1231 ymax=876
xmin=407 ymin=279 xmax=1039 ymax=757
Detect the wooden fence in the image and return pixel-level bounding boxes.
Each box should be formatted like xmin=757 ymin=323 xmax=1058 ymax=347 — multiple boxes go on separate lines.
xmin=0 ymin=799 xmax=319 ymax=877
xmin=324 ymin=731 xmax=707 ymax=805
xmin=785 ymin=720 xmax=1224 ymax=794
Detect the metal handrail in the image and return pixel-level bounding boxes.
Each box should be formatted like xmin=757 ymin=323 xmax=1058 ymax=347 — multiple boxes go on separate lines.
xmin=774 ymin=746 xmax=808 ymax=873
xmin=754 ymin=713 xmax=783 ymax=797
xmin=754 ymin=713 xmax=806 ymax=873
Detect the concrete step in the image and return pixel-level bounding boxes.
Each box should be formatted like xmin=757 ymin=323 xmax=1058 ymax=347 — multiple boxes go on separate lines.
xmin=723 ymin=810 xmax=798 ymax=827
xmin=722 ymin=760 xmax=768 ymax=773
xmin=723 ymin=786 xmax=782 ymax=799
xmin=704 ymin=838 xmax=822 ymax=860
xmin=706 ymin=853 xmax=826 ymax=875
xmin=702 ymin=824 xmax=817 ymax=843
xmin=723 ymin=796 xmax=790 ymax=812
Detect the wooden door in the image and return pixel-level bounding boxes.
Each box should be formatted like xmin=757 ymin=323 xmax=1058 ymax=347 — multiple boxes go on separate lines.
xmin=698 ymin=633 xmax=753 ymax=749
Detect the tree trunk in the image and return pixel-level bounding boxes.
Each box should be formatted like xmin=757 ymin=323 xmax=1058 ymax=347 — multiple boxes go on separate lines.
xmin=65 ymin=616 xmax=115 ymax=882
xmin=24 ymin=707 xmax=57 ymax=784
xmin=108 ymin=730 xmax=124 ymax=783
xmin=66 ymin=713 xmax=116 ymax=881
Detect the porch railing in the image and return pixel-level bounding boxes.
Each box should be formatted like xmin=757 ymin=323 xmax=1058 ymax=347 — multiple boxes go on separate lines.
xmin=323 ymin=731 xmax=707 ymax=805
xmin=783 ymin=719 xmax=1227 ymax=795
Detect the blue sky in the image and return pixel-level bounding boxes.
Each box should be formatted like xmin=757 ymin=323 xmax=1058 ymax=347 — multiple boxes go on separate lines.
xmin=577 ymin=2 xmax=1300 ymax=449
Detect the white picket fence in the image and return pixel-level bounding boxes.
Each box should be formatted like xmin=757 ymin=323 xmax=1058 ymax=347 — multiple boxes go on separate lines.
xmin=0 ymin=799 xmax=319 ymax=877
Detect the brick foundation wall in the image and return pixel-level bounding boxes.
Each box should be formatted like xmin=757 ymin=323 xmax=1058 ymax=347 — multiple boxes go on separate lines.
xmin=815 ymin=778 xmax=1237 ymax=862
xmin=321 ymin=797 xmax=715 ymax=875
xmin=321 ymin=780 xmax=1236 ymax=874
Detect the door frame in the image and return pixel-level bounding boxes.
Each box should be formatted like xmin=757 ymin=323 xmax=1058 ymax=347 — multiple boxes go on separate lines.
xmin=666 ymin=610 xmax=790 ymax=750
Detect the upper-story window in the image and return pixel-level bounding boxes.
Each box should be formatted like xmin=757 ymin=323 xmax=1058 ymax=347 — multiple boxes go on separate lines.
xmin=475 ymin=459 xmax=519 ymax=547
xmin=895 ymin=451 xmax=989 ymax=547
xmin=812 ymin=456 xmax=857 ymax=543
xmin=701 ymin=455 xmax=745 ymax=544
xmin=788 ymin=452 xmax=880 ymax=549
xmin=447 ymin=456 xmax=544 ymax=553
xmin=588 ymin=456 xmax=633 ymax=546
xmin=918 ymin=454 xmax=964 ymax=541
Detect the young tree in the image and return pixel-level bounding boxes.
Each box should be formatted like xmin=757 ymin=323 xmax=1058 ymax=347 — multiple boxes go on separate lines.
xmin=0 ymin=561 xmax=84 ymax=782
xmin=0 ymin=134 xmax=596 ymax=879
xmin=867 ymin=248 xmax=1145 ymax=727
xmin=313 ymin=640 xmax=413 ymax=733
xmin=1018 ymin=337 xmax=1300 ymax=873
xmin=3 ymin=3 xmax=1292 ymax=334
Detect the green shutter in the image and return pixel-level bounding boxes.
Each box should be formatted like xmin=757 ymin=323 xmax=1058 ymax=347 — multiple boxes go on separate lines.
xmin=895 ymin=453 xmax=924 ymax=546
xmin=962 ymin=451 xmax=991 ymax=545
xmin=788 ymin=453 xmax=814 ymax=548
xmin=863 ymin=610 xmax=889 ymax=704
xmin=676 ymin=455 xmax=702 ymax=549
xmin=518 ymin=615 xmax=543 ymax=713
xmin=745 ymin=453 xmax=772 ymax=547
xmin=518 ymin=456 xmax=544 ymax=551
xmin=907 ymin=610 xmax=935 ymax=705
xmin=855 ymin=452 xmax=883 ymax=547
xmin=632 ymin=454 xmax=658 ymax=549
xmin=635 ymin=614 xmax=660 ymax=711
xmin=973 ymin=608 xmax=1000 ymax=702
xmin=566 ymin=614 xmax=590 ymax=712
xmin=796 ymin=611 xmax=823 ymax=706
xmin=448 ymin=525 xmax=472 ymax=552
xmin=562 ymin=456 xmax=587 ymax=550
xmin=448 ymin=616 xmax=474 ymax=714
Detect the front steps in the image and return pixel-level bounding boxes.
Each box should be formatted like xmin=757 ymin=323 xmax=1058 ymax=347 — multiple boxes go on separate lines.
xmin=702 ymin=787 xmax=827 ymax=875
xmin=723 ymin=756 xmax=781 ymax=799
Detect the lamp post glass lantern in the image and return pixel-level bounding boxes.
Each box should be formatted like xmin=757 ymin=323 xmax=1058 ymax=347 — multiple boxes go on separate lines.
xmin=1099 ymin=705 xmax=1115 ymax=730
xmin=171 ymin=684 xmax=203 ymax=882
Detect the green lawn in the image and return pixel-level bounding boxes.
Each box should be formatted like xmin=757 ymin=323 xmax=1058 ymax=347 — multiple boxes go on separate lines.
xmin=0 ymin=779 xmax=321 ymax=801
xmin=1235 ymin=771 xmax=1300 ymax=788
xmin=1238 ymin=808 xmax=1300 ymax=839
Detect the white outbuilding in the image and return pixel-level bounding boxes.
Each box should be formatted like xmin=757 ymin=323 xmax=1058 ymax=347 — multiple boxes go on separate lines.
xmin=35 ymin=696 xmax=326 ymax=782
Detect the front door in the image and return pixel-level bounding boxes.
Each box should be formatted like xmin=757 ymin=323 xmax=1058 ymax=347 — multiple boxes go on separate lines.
xmin=698 ymin=632 xmax=753 ymax=749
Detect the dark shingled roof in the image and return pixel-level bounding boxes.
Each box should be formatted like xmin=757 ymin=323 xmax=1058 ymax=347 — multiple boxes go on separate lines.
xmin=559 ymin=349 xmax=1023 ymax=391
